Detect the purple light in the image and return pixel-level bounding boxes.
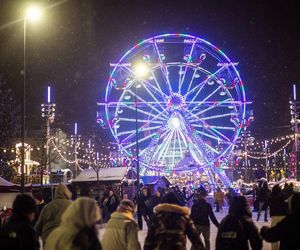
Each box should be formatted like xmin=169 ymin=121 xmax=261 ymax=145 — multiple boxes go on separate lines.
xmin=47 ymin=86 xmax=51 ymax=103
xmin=293 ymin=84 xmax=297 ymax=101
xmin=74 ymin=122 xmax=78 ymax=135
xmin=88 ymin=139 xmax=91 ymax=149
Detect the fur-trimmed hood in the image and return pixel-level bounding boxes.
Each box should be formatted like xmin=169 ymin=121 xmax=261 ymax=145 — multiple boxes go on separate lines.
xmin=154 ymin=203 xmax=190 ymax=215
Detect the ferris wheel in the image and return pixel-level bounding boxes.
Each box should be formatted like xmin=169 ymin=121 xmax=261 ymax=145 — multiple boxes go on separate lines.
xmin=99 ymin=34 xmax=249 ymax=186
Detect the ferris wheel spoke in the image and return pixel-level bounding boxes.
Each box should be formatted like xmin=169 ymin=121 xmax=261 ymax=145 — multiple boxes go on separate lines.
xmin=187 ymin=81 xmax=206 ymax=107
xmin=210 ymin=125 xmax=236 ymax=131
xmin=123 ymin=65 xmax=169 ymax=101
xmin=185 ymin=68 xmax=198 ymax=95
xmin=122 ymin=103 xmax=165 ymax=121
xmin=117 ymin=125 xmax=162 ymax=137
xmin=153 ymin=41 xmax=173 ymax=94
xmin=191 ymin=98 xmax=231 ymax=116
xmin=179 ymin=40 xmax=197 ymax=94
xmin=123 ymin=130 xmax=157 ymax=149
xmin=152 ymin=128 xmax=173 ymax=160
xmin=192 ymin=124 xmax=235 ymax=131
xmin=172 ymin=129 xmax=179 ymax=167
xmin=121 ymin=108 xmax=169 ymax=143
xmin=177 ymin=128 xmax=188 ymax=148
xmin=185 ymin=65 xmax=227 ymax=98
xmin=142 ymin=83 xmax=168 ymax=114
xmin=157 ymin=129 xmax=175 ymax=164
xmin=195 ymin=130 xmax=222 ymax=142
xmin=118 ymin=118 xmax=163 ymax=124
xmin=201 ymin=112 xmax=234 ymax=121
xmin=189 ymin=85 xmax=222 ymax=112
xmin=176 ymin=130 xmax=184 ymax=159
xmin=150 ymin=71 xmax=168 ymax=101
xmin=126 ymin=89 xmax=168 ymax=119
xmin=184 ymin=109 xmax=231 ymax=143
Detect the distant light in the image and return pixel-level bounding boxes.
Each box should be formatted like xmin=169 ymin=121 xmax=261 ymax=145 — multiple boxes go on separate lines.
xmin=170 ymin=117 xmax=180 ymax=129
xmin=25 ymin=5 xmax=42 ymax=22
xmin=47 ymin=86 xmax=51 ymax=103
xmin=293 ymin=84 xmax=297 ymax=101
xmin=134 ymin=63 xmax=149 ymax=78
xmin=74 ymin=122 xmax=78 ymax=135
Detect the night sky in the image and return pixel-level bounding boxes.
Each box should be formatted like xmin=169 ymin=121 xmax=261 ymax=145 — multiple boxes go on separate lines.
xmin=1 ymin=0 xmax=300 ymax=140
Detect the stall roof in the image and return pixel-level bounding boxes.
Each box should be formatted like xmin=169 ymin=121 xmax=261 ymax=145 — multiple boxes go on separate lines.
xmin=72 ymin=167 xmax=129 ymax=182
xmin=0 ymin=176 xmax=15 ymax=186
xmin=141 ymin=176 xmax=171 ymax=185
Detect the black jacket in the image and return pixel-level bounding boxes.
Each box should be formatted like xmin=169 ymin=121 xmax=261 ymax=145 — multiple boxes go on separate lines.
xmin=190 ymin=198 xmax=219 ymax=227
xmin=0 ymin=215 xmax=40 ymax=250
xmin=216 ymin=215 xmax=262 ymax=250
xmin=261 ymin=214 xmax=300 ymax=250
xmin=268 ymin=194 xmax=287 ymax=217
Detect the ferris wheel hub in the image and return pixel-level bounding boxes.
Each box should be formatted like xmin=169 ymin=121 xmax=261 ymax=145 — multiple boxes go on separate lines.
xmin=167 ymin=93 xmax=186 ymax=111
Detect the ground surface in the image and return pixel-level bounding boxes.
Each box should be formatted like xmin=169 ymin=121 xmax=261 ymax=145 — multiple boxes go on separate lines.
xmin=99 ymin=208 xmax=272 ymax=250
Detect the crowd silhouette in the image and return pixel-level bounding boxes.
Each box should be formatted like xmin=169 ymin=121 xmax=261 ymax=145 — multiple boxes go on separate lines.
xmin=0 ymin=180 xmax=300 ymax=250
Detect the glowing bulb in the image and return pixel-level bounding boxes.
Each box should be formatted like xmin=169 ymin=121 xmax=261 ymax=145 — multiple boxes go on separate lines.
xmin=170 ymin=117 xmax=180 ymax=129
xmin=134 ymin=63 xmax=149 ymax=78
xmin=25 ymin=5 xmax=42 ymax=22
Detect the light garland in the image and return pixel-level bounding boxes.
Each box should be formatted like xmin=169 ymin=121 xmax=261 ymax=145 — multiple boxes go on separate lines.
xmin=247 ymin=140 xmax=292 ymax=159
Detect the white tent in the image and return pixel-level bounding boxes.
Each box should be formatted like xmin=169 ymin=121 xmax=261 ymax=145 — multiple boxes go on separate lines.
xmin=72 ymin=167 xmax=129 ymax=182
xmin=0 ymin=176 xmax=15 ymax=187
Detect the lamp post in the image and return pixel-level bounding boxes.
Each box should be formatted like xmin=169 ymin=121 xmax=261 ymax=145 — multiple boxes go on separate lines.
xmin=41 ymin=86 xmax=55 ymax=191
xmin=21 ymin=5 xmax=42 ymax=193
xmin=133 ymin=62 xmax=149 ymax=194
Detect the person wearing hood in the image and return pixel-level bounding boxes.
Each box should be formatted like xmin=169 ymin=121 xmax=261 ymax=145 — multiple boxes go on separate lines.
xmin=144 ymin=191 xmax=204 ymax=250
xmin=35 ymin=183 xmax=72 ymax=245
xmin=216 ymin=195 xmax=262 ymax=250
xmin=44 ymin=197 xmax=102 ymax=250
xmin=0 ymin=194 xmax=40 ymax=250
xmin=101 ymin=199 xmax=141 ymax=250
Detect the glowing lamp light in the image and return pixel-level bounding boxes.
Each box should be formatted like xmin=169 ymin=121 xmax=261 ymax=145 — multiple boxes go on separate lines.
xmin=134 ymin=63 xmax=149 ymax=78
xmin=25 ymin=5 xmax=42 ymax=22
xmin=170 ymin=117 xmax=180 ymax=129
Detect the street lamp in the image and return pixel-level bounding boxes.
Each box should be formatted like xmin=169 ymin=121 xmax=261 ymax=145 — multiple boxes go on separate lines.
xmin=133 ymin=62 xmax=149 ymax=193
xmin=21 ymin=5 xmax=43 ymax=193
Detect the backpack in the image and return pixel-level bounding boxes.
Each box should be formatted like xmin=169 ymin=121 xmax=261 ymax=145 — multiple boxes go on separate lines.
xmin=216 ymin=215 xmax=246 ymax=250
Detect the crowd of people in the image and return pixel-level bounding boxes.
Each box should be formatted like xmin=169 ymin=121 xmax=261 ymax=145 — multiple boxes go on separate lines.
xmin=0 ymin=180 xmax=299 ymax=250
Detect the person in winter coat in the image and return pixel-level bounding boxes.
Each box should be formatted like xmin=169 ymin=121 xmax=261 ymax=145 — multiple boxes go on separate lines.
xmin=35 ymin=183 xmax=72 ymax=244
xmin=256 ymin=181 xmax=271 ymax=222
xmin=136 ymin=187 xmax=151 ymax=230
xmin=0 ymin=194 xmax=40 ymax=250
xmin=44 ymin=197 xmax=102 ymax=250
xmin=214 ymin=187 xmax=225 ymax=212
xmin=148 ymin=190 xmax=162 ymax=219
xmin=191 ymin=187 xmax=219 ymax=250
xmin=268 ymin=184 xmax=287 ymax=250
xmin=260 ymin=192 xmax=300 ymax=250
xmin=216 ymin=195 xmax=262 ymax=250
xmin=101 ymin=199 xmax=141 ymax=250
xmin=102 ymin=190 xmax=120 ymax=222
xmin=144 ymin=192 xmax=204 ymax=250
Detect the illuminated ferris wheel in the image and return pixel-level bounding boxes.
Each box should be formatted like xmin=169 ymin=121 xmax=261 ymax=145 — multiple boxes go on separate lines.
xmin=99 ymin=34 xmax=249 ymax=186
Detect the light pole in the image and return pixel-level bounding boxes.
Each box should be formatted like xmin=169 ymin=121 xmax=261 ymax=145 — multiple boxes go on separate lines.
xmin=133 ymin=62 xmax=149 ymax=194
xmin=21 ymin=5 xmax=42 ymax=193
xmin=41 ymin=86 xmax=55 ymax=189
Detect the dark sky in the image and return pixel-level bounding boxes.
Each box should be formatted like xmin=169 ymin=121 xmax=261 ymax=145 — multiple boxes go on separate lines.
xmin=1 ymin=0 xmax=300 ymax=140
